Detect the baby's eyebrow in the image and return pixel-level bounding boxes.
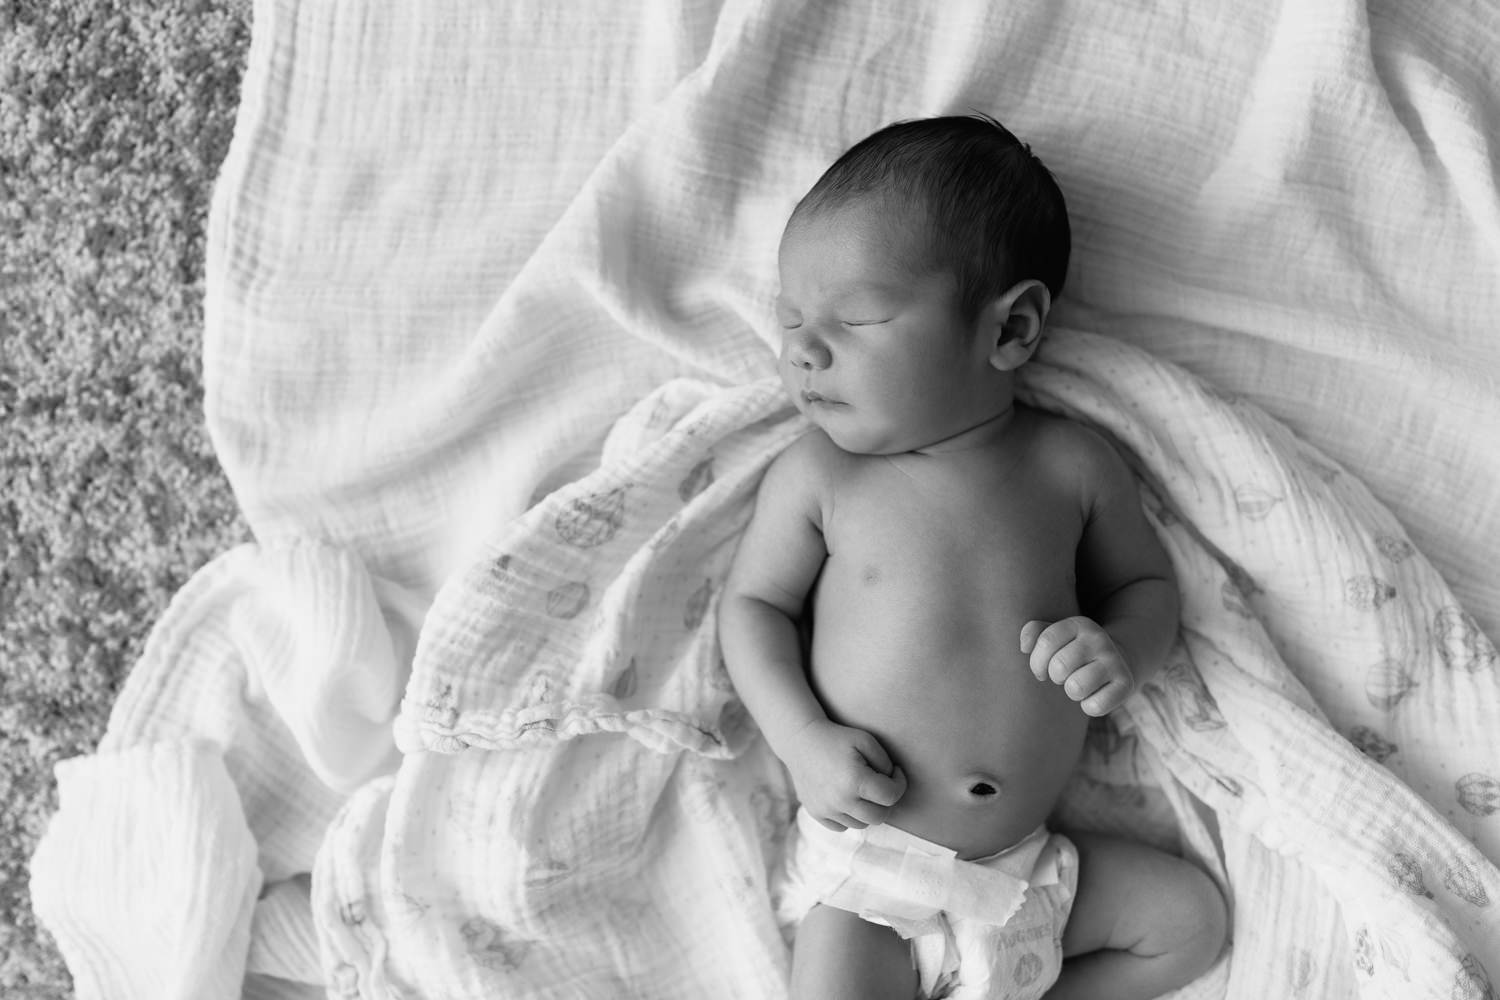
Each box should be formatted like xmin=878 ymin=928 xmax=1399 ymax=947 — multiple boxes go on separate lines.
xmin=778 ymin=283 xmax=902 ymax=309
xmin=850 ymin=280 xmax=905 ymax=297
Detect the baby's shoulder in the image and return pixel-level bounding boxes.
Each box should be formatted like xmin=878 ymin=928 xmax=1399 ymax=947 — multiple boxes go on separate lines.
xmin=761 ymin=428 xmax=850 ymax=497
xmin=1020 ymin=410 xmax=1130 ymax=494
xmin=1025 ymin=409 xmax=1114 ymax=457
xmin=770 ymin=427 xmax=846 ymax=474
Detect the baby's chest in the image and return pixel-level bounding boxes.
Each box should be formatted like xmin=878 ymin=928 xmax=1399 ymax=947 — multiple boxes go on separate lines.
xmin=823 ymin=481 xmax=1083 ymax=596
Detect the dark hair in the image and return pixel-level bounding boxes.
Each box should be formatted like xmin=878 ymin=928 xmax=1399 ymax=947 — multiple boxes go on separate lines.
xmin=791 ymin=114 xmax=1071 ymax=317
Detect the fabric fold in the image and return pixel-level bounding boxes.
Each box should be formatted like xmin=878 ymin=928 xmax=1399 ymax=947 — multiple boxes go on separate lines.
xmin=30 ymin=743 xmax=262 ymax=1000
xmin=395 ymin=378 xmax=802 ymax=757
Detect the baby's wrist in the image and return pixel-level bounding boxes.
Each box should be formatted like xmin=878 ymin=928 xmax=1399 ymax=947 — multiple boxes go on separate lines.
xmin=771 ymin=713 xmax=827 ymax=763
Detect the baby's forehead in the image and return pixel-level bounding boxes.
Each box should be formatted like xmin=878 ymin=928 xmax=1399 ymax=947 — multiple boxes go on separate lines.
xmin=779 ymin=197 xmax=935 ymax=273
xmin=776 ymin=212 xmax=957 ymax=312
xmin=784 ymin=189 xmax=929 ymax=240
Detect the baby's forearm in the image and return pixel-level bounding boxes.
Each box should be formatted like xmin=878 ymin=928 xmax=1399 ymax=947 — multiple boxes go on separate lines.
xmin=717 ymin=593 xmax=826 ymax=760
xmin=1094 ymin=576 xmax=1180 ymax=688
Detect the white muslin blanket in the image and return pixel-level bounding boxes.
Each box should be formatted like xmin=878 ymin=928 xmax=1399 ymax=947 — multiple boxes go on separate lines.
xmin=30 ymin=1 xmax=1500 ymax=998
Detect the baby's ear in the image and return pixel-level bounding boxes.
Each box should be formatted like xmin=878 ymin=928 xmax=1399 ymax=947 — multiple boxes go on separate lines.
xmin=983 ymin=280 xmax=1051 ymax=371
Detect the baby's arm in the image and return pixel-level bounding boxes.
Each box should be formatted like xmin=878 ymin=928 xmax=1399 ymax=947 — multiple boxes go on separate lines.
xmin=719 ymin=434 xmax=906 ymax=830
xmin=1023 ymin=429 xmax=1178 ymax=715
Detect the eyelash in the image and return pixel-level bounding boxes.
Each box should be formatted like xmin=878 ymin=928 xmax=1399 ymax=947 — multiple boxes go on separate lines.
xmin=779 ymin=320 xmax=884 ymax=330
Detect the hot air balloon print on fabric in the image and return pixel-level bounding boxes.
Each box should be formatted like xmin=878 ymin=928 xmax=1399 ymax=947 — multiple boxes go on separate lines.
xmin=555 ymin=486 xmax=629 ymax=548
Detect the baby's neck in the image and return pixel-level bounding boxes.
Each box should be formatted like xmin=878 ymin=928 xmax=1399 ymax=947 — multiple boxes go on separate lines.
xmin=910 ymin=404 xmax=1024 ymax=456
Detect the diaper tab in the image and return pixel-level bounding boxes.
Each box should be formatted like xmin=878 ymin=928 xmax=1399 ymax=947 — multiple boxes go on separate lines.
xmin=819 ymin=822 xmax=1042 ymax=940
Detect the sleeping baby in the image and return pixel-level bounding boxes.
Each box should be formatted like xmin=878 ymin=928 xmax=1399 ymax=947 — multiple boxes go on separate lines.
xmin=719 ymin=115 xmax=1228 ymax=999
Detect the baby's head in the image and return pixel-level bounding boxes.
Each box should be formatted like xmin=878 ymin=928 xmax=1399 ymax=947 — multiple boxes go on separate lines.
xmin=776 ymin=115 xmax=1071 ymax=454
xmin=789 ymin=114 xmax=1070 ymax=322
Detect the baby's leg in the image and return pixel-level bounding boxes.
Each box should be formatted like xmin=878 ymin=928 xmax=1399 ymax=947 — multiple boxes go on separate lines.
xmin=790 ymin=903 xmax=918 ymax=1000
xmin=1048 ymin=832 xmax=1227 ymax=1000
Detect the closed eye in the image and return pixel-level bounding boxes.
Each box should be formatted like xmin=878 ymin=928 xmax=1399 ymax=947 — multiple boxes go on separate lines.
xmin=842 ymin=319 xmax=889 ymax=327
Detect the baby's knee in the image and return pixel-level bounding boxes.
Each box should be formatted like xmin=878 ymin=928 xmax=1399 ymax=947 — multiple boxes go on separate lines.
xmin=1153 ymin=862 xmax=1228 ymax=977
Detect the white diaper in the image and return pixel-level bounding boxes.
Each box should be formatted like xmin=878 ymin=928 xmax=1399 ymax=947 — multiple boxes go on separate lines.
xmin=777 ymin=809 xmax=1077 ymax=1000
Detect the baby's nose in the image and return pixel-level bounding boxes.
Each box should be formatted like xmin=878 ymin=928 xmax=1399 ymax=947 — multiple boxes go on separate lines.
xmin=785 ymin=333 xmax=831 ymax=371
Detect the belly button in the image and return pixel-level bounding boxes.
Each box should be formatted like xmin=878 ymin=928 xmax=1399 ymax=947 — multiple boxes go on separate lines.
xmin=967 ymin=778 xmax=1001 ymax=799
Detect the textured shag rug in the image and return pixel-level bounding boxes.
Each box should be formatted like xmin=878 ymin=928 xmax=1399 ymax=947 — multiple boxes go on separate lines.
xmin=1 ymin=1 xmax=252 ymax=994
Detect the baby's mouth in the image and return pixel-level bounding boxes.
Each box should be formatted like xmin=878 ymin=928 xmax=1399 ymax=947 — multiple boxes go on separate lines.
xmin=801 ymin=389 xmax=843 ymax=407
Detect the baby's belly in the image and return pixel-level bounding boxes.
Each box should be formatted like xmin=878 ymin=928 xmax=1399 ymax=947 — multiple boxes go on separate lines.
xmin=809 ymin=594 xmax=1087 ymax=860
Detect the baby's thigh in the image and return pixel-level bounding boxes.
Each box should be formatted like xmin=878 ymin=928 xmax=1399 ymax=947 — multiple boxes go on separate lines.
xmin=1061 ymin=831 xmax=1224 ymax=957
xmin=790 ymin=903 xmax=918 ymax=1000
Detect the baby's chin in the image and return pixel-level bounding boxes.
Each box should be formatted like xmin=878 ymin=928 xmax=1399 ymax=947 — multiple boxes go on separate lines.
xmin=806 ymin=417 xmax=913 ymax=457
xmin=782 ymin=387 xmax=920 ymax=454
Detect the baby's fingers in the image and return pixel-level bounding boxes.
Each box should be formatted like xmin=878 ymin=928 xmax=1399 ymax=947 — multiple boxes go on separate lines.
xmin=1023 ymin=619 xmax=1084 ymax=680
xmin=1060 ymin=661 xmax=1114 ymax=702
xmin=1019 ymin=619 xmax=1049 ymax=655
xmin=859 ymin=765 xmax=907 ymax=809
xmin=1080 ymin=679 xmax=1132 ymax=717
xmin=850 ymin=730 xmax=896 ymax=778
xmin=846 ymin=768 xmax=907 ymax=828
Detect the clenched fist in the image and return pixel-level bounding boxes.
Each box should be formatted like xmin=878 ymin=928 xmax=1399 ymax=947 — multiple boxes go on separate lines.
xmin=784 ymin=718 xmax=908 ymax=832
xmin=1021 ymin=616 xmax=1135 ymax=717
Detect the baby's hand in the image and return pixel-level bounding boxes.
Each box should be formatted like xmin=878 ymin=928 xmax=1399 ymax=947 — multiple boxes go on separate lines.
xmin=1021 ymin=617 xmax=1134 ymax=717
xmin=785 ymin=719 xmax=907 ymax=832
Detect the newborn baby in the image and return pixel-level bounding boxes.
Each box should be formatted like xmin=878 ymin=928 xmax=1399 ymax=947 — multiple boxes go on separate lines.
xmin=719 ymin=115 xmax=1227 ymax=1000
